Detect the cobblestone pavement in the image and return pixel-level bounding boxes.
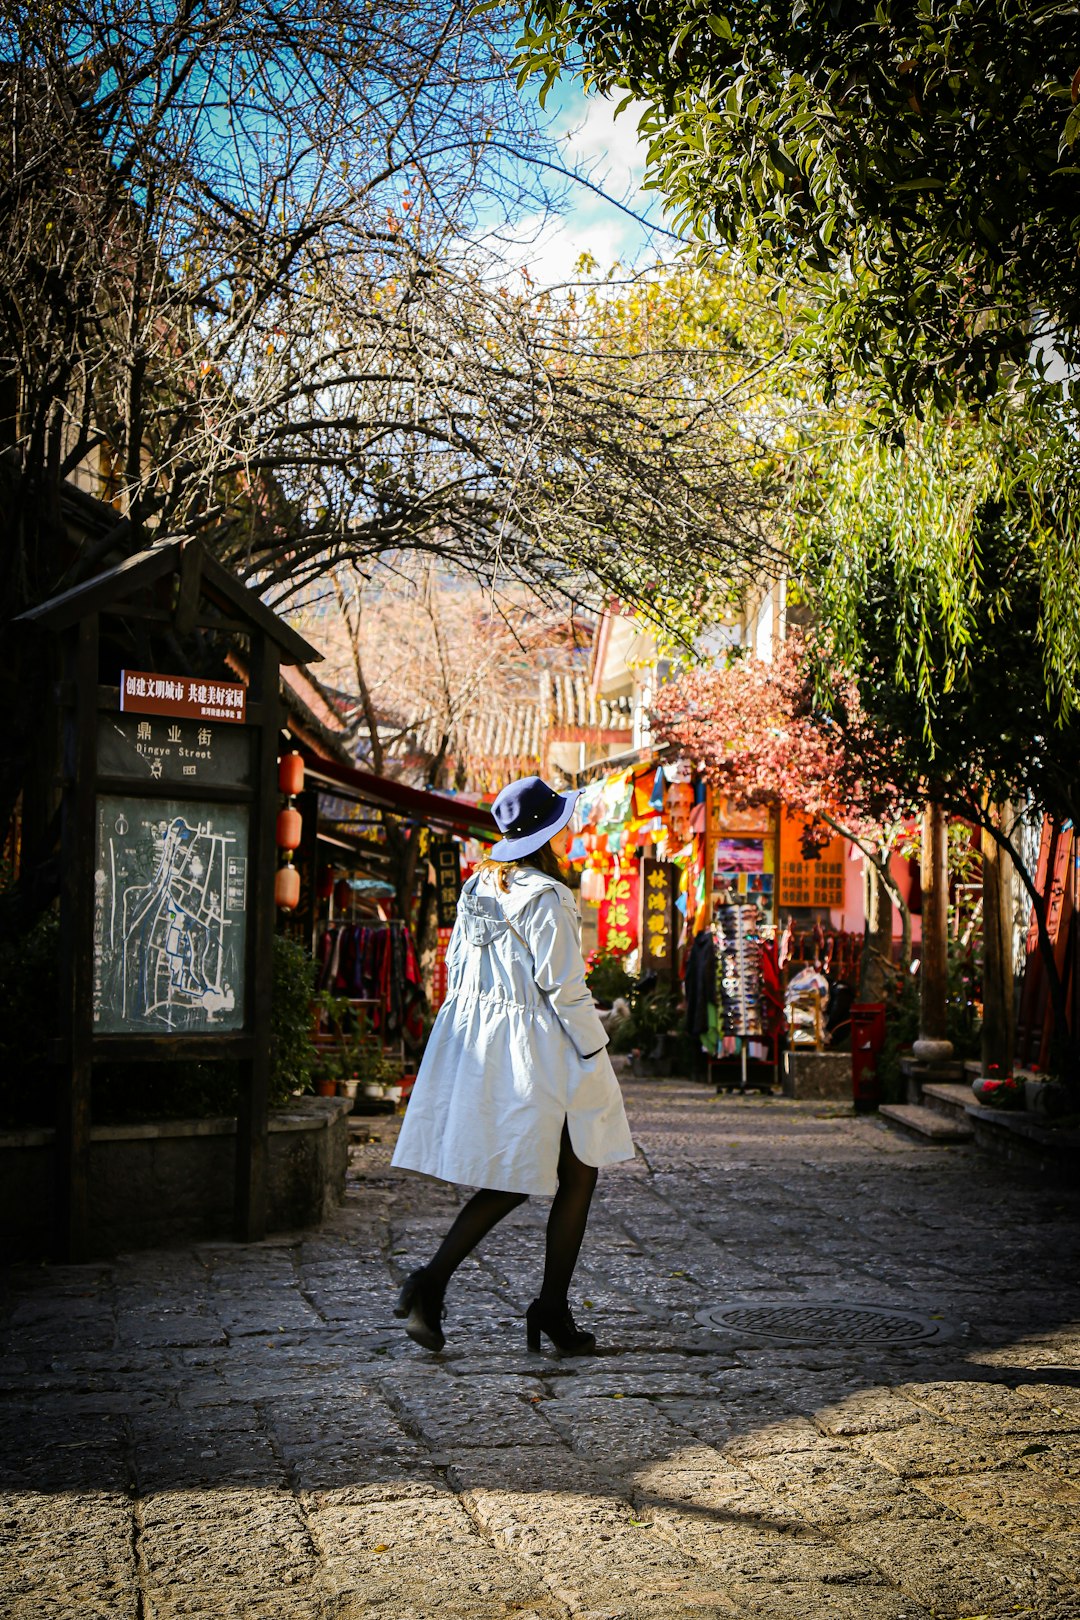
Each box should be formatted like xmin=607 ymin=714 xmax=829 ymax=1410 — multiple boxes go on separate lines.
xmin=3 ymin=1080 xmax=1080 ymax=1620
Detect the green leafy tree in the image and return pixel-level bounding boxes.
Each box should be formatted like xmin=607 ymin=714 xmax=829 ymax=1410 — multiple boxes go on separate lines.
xmin=798 ymin=488 xmax=1080 ymax=1089
xmin=517 ymin=0 xmax=1080 ymax=407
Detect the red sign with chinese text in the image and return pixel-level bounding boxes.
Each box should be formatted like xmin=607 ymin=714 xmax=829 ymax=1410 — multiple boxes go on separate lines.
xmin=432 ymin=927 xmax=452 ymax=1009
xmin=120 ymin=668 xmax=247 ymax=724
xmin=598 ymin=866 xmax=640 ymax=957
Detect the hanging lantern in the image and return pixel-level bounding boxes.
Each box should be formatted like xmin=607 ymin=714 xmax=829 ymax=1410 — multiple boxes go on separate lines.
xmin=334 ymin=877 xmax=351 ymax=913
xmin=278 ymin=751 xmax=304 ymax=796
xmin=276 ymin=804 xmax=302 ymax=851
xmin=580 ymin=866 xmax=606 ymax=906
xmin=317 ymin=865 xmax=335 ymax=902
xmin=275 ymin=863 xmax=300 ymax=911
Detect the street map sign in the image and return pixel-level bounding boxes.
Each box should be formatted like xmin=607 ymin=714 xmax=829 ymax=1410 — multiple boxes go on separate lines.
xmin=93 ymin=796 xmax=249 ymax=1034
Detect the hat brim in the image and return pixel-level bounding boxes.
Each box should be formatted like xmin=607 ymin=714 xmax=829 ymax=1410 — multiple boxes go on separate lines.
xmin=488 ymin=788 xmax=581 ymax=861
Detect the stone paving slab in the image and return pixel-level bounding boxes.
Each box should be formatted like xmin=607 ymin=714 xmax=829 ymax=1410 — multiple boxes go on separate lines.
xmin=2 ymin=1079 xmax=1080 ymax=1618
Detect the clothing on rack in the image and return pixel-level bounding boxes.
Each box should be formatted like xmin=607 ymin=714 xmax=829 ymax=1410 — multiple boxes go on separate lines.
xmin=316 ymin=921 xmax=424 ymax=1042
xmin=684 ymin=927 xmax=717 ymax=1037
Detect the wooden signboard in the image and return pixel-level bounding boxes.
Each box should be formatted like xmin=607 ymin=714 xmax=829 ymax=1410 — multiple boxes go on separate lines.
xmin=18 ymin=538 xmax=321 ymax=1259
xmin=639 ymin=857 xmax=677 ymax=979
xmin=120 ymin=668 xmax=247 ymax=723
xmin=777 ymin=808 xmax=846 ymax=909
xmin=432 ymin=838 xmax=462 ymax=928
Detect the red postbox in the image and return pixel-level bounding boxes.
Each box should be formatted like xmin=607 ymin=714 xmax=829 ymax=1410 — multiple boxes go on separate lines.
xmin=851 ymin=1001 xmax=886 ymax=1112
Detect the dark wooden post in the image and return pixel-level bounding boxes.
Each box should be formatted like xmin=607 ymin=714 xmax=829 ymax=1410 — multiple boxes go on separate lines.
xmin=234 ymin=630 xmax=281 ymax=1242
xmin=56 ymin=613 xmax=99 ymax=1260
xmin=980 ymin=802 xmax=1015 ymax=1076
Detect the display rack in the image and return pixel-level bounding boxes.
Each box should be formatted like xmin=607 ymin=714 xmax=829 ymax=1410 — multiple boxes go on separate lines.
xmin=709 ymin=900 xmax=778 ymax=1092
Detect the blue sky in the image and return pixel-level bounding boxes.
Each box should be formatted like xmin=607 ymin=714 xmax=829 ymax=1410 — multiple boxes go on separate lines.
xmin=488 ymin=79 xmax=678 ymax=286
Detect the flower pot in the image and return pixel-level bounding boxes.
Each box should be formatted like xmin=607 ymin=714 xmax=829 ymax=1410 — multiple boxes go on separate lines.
xmin=384 ymin=1084 xmax=402 ymax=1104
xmin=315 ymin=1078 xmax=337 ymax=1097
xmin=362 ymin=1083 xmax=385 ymax=1099
xmin=337 ymin=1079 xmax=358 ymax=1099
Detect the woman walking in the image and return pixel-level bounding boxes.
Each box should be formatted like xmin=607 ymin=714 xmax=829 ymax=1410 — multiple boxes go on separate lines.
xmin=391 ymin=775 xmax=635 ymax=1355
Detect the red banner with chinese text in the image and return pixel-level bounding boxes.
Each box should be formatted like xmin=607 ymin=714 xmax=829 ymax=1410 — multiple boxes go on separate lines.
xmin=598 ymin=865 xmax=640 ymax=957
xmin=432 ymin=927 xmax=452 ymax=1009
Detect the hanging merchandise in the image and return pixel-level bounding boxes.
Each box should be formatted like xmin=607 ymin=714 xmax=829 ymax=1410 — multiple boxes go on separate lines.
xmin=713 ymin=903 xmax=766 ymax=1038
xmin=648 ymin=768 xmax=665 ymax=812
xmin=315 ymin=919 xmax=424 ymax=1042
xmin=684 ymin=923 xmax=719 ymax=1054
xmin=576 ymin=778 xmax=605 ymax=826
xmin=580 ymin=865 xmax=607 ymax=905
xmin=669 ymin=781 xmax=694 ymax=840
xmin=598 ymin=769 xmax=634 ymax=830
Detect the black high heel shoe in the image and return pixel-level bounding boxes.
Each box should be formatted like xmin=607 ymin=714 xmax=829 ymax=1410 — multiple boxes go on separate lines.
xmin=394 ymin=1268 xmax=446 ymax=1351
xmin=525 ymin=1298 xmax=597 ymax=1356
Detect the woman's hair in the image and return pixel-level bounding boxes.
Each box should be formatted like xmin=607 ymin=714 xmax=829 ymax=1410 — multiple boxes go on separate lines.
xmin=476 ymin=841 xmax=564 ymax=892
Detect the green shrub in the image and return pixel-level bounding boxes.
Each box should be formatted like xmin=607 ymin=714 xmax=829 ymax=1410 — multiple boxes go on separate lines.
xmin=585 ymin=948 xmax=633 ymax=1004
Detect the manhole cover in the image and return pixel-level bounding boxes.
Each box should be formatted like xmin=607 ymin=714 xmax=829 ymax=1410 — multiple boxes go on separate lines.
xmin=695 ymin=1300 xmax=955 ymax=1346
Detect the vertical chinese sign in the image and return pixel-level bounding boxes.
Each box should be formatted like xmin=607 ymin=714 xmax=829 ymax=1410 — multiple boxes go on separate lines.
xmin=598 ymin=864 xmax=639 ymax=956
xmin=639 ymin=857 xmax=676 ymax=980
xmin=432 ymin=839 xmax=462 ymax=929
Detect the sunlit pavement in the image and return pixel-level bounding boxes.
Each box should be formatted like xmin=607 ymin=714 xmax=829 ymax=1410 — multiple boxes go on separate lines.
xmin=2 ymin=1078 xmax=1080 ymax=1619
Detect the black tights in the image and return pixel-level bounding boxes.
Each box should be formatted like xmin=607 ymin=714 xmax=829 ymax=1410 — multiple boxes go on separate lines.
xmin=424 ymin=1123 xmax=598 ymax=1306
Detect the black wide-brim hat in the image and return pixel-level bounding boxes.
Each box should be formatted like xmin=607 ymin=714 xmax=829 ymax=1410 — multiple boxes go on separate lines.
xmin=489 ymin=774 xmax=581 ymax=861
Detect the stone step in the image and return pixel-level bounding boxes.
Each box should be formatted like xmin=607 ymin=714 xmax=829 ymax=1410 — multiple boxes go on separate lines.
xmin=921 ymin=1082 xmax=976 ymax=1122
xmin=900 ymin=1055 xmax=967 ymax=1083
xmin=879 ymin=1102 xmax=974 ymax=1145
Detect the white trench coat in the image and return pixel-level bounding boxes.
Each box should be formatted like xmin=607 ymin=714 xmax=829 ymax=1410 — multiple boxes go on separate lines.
xmin=392 ymin=866 xmax=635 ymax=1196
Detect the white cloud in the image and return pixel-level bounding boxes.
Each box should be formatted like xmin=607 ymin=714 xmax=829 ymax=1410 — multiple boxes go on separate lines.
xmin=479 ymin=85 xmax=672 ymax=289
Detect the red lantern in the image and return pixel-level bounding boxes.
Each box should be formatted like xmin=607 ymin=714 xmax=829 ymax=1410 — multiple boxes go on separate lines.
xmin=334 ymin=877 xmax=351 ymax=913
xmin=275 ymin=864 xmax=300 ymax=911
xmin=278 ymin=751 xmax=304 ymax=796
xmin=317 ymin=865 xmax=335 ymax=902
xmin=276 ymin=805 xmax=302 ymax=851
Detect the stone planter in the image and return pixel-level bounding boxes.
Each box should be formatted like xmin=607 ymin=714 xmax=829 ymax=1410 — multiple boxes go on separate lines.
xmin=1025 ymin=1077 xmax=1071 ymax=1118
xmin=0 ymin=1095 xmax=352 ymax=1260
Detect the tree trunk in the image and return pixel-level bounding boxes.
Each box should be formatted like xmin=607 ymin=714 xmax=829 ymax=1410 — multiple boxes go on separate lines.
xmin=980 ymin=802 xmax=1015 ymax=1076
xmin=858 ymin=854 xmax=894 ymax=1002
xmin=915 ymin=798 xmax=952 ymax=1058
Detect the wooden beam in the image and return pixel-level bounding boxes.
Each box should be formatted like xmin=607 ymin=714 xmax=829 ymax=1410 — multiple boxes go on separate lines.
xmin=56 ymin=614 xmax=99 ymax=1260
xmin=173 ymin=540 xmax=203 ymax=636
xmin=17 ymin=542 xmax=182 ymax=631
xmin=196 ymin=547 xmax=323 ymax=667
xmin=234 ymin=631 xmax=279 ymax=1242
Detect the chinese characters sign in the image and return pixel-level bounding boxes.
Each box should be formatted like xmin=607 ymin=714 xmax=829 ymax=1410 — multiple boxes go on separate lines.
xmin=98 ymin=715 xmax=251 ymax=788
xmin=120 ymin=668 xmax=246 ymax=724
xmin=432 ymin=839 xmax=462 ymax=928
xmin=778 ymin=810 xmax=846 ymax=909
xmin=639 ymin=858 xmax=676 ymax=976
xmin=598 ymin=865 xmax=639 ymax=956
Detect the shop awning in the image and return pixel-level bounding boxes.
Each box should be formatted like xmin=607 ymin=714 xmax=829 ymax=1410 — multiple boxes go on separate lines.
xmin=297 ymin=747 xmax=497 ymax=841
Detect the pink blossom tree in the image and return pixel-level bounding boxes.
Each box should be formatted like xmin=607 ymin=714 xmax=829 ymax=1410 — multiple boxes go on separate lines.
xmin=651 ymin=635 xmax=915 ymax=995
